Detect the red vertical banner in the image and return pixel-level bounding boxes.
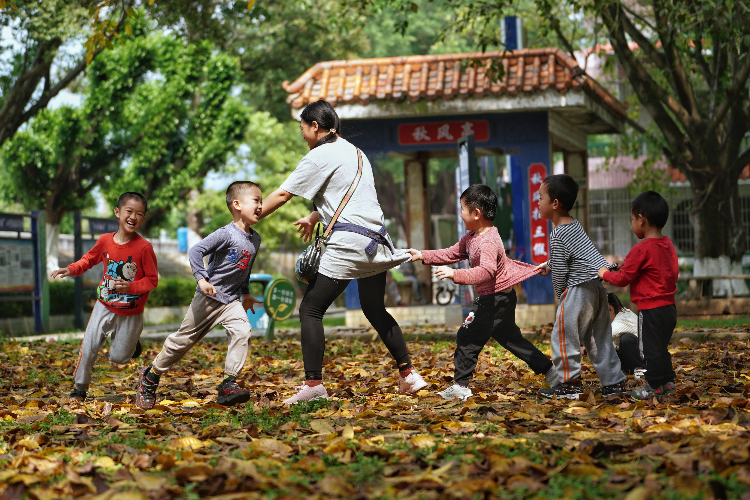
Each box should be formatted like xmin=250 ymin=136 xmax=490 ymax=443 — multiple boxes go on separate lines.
xmin=528 ymin=163 xmax=549 ymax=264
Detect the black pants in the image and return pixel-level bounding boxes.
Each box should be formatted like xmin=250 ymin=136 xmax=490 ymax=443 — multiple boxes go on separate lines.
xmin=299 ymin=272 xmax=411 ymax=378
xmin=617 ymin=333 xmax=645 ymax=374
xmin=454 ymin=290 xmax=553 ymax=384
xmin=639 ymin=305 xmax=677 ymax=387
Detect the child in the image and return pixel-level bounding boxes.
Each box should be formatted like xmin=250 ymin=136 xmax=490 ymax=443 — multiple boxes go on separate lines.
xmin=51 ymin=192 xmax=158 ymax=401
xmin=136 ymin=181 xmax=263 ymax=409
xmin=598 ymin=191 xmax=678 ymax=399
xmin=407 ymin=184 xmax=559 ymax=401
xmin=535 ymin=174 xmax=626 ymax=399
xmin=607 ymin=293 xmax=646 ymax=377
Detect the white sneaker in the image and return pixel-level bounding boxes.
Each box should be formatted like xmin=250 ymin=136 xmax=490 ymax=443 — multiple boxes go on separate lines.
xmin=282 ymin=383 xmax=329 ymax=404
xmin=545 ymin=367 xmax=560 ymax=388
xmin=398 ymin=370 xmax=428 ymax=394
xmin=438 ymin=384 xmax=473 ymax=401
xmin=633 ymin=368 xmax=646 ymax=379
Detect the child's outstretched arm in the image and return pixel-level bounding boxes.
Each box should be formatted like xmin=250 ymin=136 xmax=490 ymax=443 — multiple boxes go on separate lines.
xmin=417 ymin=237 xmax=468 ymax=266
xmin=599 ymin=249 xmax=644 ymax=287
xmin=52 ymin=236 xmax=106 ymax=279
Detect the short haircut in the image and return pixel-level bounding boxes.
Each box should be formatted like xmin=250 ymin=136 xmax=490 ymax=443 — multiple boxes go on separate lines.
xmin=117 ymin=192 xmax=148 ymax=212
xmin=542 ymin=174 xmax=579 ymax=211
xmin=607 ymin=293 xmax=624 ymax=315
xmin=226 ymin=181 xmax=262 ymax=210
xmin=631 ymin=190 xmax=669 ymax=228
xmin=460 ymin=184 xmax=497 ymax=221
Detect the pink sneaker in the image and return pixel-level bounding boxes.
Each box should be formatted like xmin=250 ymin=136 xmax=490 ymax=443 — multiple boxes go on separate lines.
xmin=282 ymin=383 xmax=329 ymax=404
xmin=399 ymin=370 xmax=428 ymax=394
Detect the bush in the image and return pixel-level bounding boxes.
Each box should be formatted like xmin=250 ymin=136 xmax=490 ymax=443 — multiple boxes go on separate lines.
xmin=0 ymin=277 xmax=198 ymax=319
xmin=0 ymin=281 xmax=98 ymax=319
xmin=146 ymin=277 xmax=197 ymax=307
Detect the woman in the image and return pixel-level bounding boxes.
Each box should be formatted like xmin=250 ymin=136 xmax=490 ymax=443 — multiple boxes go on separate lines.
xmin=260 ymin=100 xmax=427 ymax=403
xmin=608 ymin=293 xmax=646 ymax=377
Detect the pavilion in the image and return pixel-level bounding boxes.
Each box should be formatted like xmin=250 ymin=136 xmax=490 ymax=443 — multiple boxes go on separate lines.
xmin=283 ymin=48 xmax=627 ymax=305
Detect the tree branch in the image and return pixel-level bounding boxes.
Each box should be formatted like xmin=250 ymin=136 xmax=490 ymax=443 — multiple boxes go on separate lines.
xmin=618 ymin=5 xmax=667 ymax=72
xmin=19 ymin=48 xmax=103 ymax=126
xmin=620 ymin=3 xmax=657 ymax=31
xmin=652 ymin=0 xmax=701 ymax=124
xmin=688 ymin=10 xmax=712 ymax=99
xmin=549 ymin=16 xmax=577 ymax=62
xmin=601 ymin=2 xmax=689 ymax=150
xmin=706 ymin=42 xmax=750 ymax=140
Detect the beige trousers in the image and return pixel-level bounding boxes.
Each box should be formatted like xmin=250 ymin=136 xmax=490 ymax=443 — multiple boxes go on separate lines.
xmin=152 ymin=292 xmax=251 ymax=376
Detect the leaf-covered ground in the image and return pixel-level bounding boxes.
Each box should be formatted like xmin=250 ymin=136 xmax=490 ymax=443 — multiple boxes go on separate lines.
xmin=1 ymin=332 xmax=750 ymax=500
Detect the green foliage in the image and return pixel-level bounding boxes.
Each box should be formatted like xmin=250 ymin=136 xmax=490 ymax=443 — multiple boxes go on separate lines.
xmin=0 ymin=23 xmax=161 ymax=225
xmin=0 ymin=281 xmax=97 ymax=319
xmin=100 ymin=34 xmax=249 ymax=235
xmin=147 ymin=277 xmax=198 ymax=307
xmin=190 ymin=190 xmax=233 ymax=237
xmin=243 ymin=112 xmax=312 ymax=251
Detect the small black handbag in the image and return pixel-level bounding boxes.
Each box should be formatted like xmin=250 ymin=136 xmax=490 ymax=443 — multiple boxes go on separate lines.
xmin=294 ymin=148 xmax=364 ymax=284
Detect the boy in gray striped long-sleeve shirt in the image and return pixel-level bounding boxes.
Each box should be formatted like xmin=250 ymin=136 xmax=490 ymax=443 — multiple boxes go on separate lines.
xmin=136 ymin=181 xmax=264 ymax=409
xmin=535 ymin=174 xmax=625 ymax=399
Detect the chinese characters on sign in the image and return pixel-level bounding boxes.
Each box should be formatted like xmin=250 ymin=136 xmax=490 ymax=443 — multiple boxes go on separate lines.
xmin=528 ymin=163 xmax=549 ymax=264
xmin=263 ymin=279 xmax=297 ymax=322
xmin=398 ymin=120 xmax=489 ymax=145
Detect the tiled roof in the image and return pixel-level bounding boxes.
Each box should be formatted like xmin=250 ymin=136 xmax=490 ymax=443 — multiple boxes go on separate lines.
xmin=282 ymin=48 xmax=627 ymax=120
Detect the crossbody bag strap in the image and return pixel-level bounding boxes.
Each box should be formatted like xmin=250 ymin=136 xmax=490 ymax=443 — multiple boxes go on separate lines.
xmin=322 ymin=147 xmax=364 ymax=239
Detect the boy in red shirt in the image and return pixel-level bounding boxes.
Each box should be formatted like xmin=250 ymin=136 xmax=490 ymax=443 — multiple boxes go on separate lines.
xmin=407 ymin=184 xmax=557 ymax=401
xmin=51 ymin=192 xmax=158 ymax=401
xmin=598 ymin=190 xmax=678 ymax=399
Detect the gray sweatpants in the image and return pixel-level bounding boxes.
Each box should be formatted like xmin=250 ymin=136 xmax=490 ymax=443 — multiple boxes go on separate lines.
xmin=152 ymin=292 xmax=251 ymax=377
xmin=74 ymin=301 xmax=143 ymax=391
xmin=551 ymin=279 xmax=625 ymax=386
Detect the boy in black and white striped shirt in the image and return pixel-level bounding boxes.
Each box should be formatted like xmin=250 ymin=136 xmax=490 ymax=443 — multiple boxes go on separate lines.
xmin=535 ymin=174 xmax=626 ymax=399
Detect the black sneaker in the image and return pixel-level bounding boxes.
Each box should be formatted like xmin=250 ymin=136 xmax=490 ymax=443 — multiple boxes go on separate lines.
xmin=69 ymin=389 xmax=87 ymax=401
xmin=136 ymin=366 xmax=159 ymax=409
xmin=217 ymin=379 xmax=250 ymax=406
xmin=661 ymin=381 xmax=676 ymax=395
xmin=597 ymin=380 xmax=627 ymax=397
xmin=539 ymin=379 xmax=583 ymax=400
xmin=131 ymin=340 xmax=142 ymax=360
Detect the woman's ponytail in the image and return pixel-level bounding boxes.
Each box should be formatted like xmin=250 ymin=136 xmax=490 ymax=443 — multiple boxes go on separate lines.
xmin=300 ymin=100 xmax=341 ymax=149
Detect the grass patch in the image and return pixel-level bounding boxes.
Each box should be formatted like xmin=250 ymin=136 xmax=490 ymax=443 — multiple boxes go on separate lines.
xmin=275 ymin=316 xmax=345 ymax=329
xmin=676 ymin=316 xmax=750 ymax=328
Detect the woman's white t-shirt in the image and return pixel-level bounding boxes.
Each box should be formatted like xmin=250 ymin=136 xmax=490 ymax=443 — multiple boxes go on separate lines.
xmin=280 ymin=138 xmax=410 ymax=280
xmin=611 ymin=308 xmax=638 ymax=347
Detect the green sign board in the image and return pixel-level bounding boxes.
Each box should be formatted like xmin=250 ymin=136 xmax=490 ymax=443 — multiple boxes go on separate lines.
xmin=262 ymin=278 xmax=296 ymax=340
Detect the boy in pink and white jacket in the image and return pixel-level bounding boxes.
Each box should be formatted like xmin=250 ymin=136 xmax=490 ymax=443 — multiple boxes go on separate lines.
xmin=407 ymin=185 xmax=558 ymax=400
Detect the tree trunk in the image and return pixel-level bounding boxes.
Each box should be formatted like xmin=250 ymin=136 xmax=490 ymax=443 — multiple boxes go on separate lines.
xmin=186 ymin=189 xmax=204 ymax=237
xmin=690 ymin=173 xmax=748 ymax=296
xmin=45 ymin=222 xmax=61 ymax=277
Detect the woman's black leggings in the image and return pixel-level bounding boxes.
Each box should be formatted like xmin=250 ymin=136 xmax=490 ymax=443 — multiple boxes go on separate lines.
xmin=299 ymin=272 xmax=411 ymax=380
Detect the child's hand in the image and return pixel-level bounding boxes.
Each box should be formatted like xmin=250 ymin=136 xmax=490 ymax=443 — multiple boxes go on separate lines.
xmin=434 ymin=266 xmax=455 ymax=281
xmin=112 ymin=279 xmax=130 ymax=294
xmin=535 ymin=262 xmax=551 ymax=276
xmin=198 ymin=278 xmax=217 ymax=297
xmin=405 ymin=249 xmax=423 ymax=262
xmin=242 ymin=294 xmax=263 ymax=314
xmin=50 ymin=268 xmax=71 ymax=279
xmin=597 ymin=266 xmax=609 ymax=279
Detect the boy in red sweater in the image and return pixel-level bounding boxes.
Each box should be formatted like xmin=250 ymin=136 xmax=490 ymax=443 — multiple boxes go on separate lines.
xmin=407 ymin=185 xmax=557 ymax=401
xmin=598 ymin=190 xmax=678 ymax=399
xmin=51 ymin=192 xmax=158 ymax=401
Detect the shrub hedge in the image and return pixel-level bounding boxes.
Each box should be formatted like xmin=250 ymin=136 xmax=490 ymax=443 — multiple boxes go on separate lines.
xmin=0 ymin=277 xmax=199 ymax=318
